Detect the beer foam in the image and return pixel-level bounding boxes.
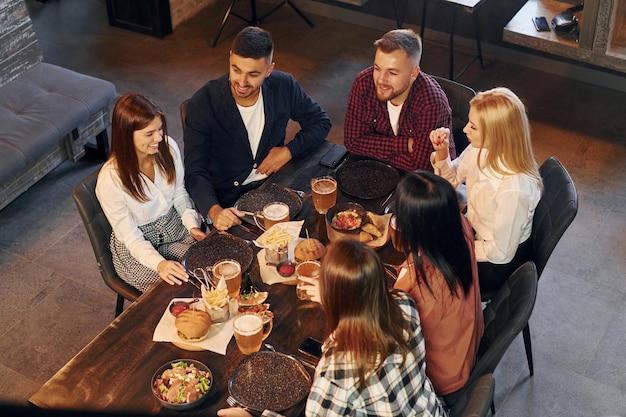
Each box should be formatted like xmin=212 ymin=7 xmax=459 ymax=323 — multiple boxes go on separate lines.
xmin=235 ymin=314 xmax=262 ymax=335
xmin=264 ymin=203 xmax=289 ymax=219
xmin=313 ymin=179 xmax=336 ymax=194
xmin=216 ymin=261 xmax=239 ymax=277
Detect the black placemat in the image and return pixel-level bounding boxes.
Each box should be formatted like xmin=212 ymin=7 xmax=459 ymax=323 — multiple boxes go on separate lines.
xmin=335 ymin=159 xmax=400 ymax=199
xmin=182 ymin=233 xmax=253 ymax=273
xmin=229 ymin=351 xmax=311 ymax=413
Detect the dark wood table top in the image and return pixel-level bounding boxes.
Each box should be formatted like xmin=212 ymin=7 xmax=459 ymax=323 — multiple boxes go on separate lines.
xmin=28 ymin=141 xmax=405 ymax=415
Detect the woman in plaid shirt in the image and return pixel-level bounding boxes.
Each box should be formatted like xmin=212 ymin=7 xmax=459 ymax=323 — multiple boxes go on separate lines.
xmin=218 ymin=240 xmax=447 ymax=417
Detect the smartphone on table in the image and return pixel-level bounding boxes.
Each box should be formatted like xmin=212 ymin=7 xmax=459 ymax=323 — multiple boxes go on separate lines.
xmin=298 ymin=337 xmax=322 ymax=359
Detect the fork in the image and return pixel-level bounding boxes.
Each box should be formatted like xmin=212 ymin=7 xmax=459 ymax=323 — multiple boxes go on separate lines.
xmin=226 ymin=396 xmax=262 ymax=417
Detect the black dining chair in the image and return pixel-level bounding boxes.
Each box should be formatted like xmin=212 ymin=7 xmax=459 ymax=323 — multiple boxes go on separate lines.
xmin=445 ymin=261 xmax=539 ymax=413
xmin=432 ymin=75 xmax=475 ymax=154
xmin=449 ymin=373 xmax=495 ymax=417
xmin=72 ymin=169 xmax=142 ymax=317
xmin=520 ymin=156 xmax=578 ymax=376
xmin=479 ymin=157 xmax=578 ymax=376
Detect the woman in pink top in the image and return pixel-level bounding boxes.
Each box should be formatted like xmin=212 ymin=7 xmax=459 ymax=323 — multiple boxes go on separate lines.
xmin=393 ymin=171 xmax=484 ymax=400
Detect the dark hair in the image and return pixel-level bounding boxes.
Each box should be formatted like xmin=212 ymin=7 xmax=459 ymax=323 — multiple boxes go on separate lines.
xmin=320 ymin=240 xmax=412 ymax=389
xmin=374 ymin=28 xmax=422 ymax=66
xmin=231 ymin=26 xmax=274 ymax=60
xmin=394 ymin=171 xmax=473 ymax=297
xmin=110 ymin=93 xmax=175 ymax=202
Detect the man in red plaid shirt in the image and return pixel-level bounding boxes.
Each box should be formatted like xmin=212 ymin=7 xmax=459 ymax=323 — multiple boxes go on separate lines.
xmin=344 ymin=29 xmax=456 ymax=172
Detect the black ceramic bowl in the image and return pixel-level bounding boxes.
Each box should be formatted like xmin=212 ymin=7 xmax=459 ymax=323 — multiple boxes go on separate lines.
xmin=152 ymin=359 xmax=213 ymax=410
xmin=325 ymin=202 xmax=367 ymax=234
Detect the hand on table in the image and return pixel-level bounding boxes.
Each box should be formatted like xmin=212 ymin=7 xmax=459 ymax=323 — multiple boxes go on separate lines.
xmin=157 ymin=260 xmax=188 ymax=286
xmin=217 ymin=407 xmax=253 ymax=417
xmin=256 ymin=146 xmax=292 ymax=176
xmin=209 ymin=205 xmax=244 ymax=231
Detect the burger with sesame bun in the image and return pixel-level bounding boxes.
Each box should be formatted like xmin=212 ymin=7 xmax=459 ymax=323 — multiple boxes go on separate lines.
xmin=174 ymin=309 xmax=212 ymax=342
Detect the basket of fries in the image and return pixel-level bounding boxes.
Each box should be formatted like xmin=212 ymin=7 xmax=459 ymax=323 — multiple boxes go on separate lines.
xmin=254 ymin=223 xmax=301 ymax=265
xmin=201 ymin=284 xmax=230 ymax=323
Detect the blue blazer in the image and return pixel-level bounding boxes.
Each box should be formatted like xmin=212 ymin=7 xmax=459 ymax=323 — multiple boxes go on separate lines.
xmin=183 ymin=71 xmax=331 ymax=216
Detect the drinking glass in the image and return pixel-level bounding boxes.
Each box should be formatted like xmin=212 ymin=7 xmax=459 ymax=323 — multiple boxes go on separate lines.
xmin=310 ymin=176 xmax=337 ymax=214
xmin=254 ymin=202 xmax=290 ymax=231
xmin=212 ymin=259 xmax=242 ymax=298
xmin=295 ymin=260 xmax=321 ymax=301
xmin=233 ymin=311 xmax=273 ymax=355
xmin=389 ymin=215 xmax=403 ymax=252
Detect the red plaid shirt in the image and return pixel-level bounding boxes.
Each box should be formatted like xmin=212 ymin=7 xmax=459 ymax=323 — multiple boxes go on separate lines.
xmin=344 ymin=67 xmax=455 ymax=171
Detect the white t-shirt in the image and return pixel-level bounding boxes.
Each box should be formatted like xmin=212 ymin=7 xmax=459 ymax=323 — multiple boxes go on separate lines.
xmin=387 ymin=100 xmax=403 ymax=136
xmin=238 ymin=88 xmax=268 ymax=185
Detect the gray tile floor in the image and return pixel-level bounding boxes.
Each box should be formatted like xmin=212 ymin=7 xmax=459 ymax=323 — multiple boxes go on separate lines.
xmin=1 ymin=0 xmax=625 ymax=415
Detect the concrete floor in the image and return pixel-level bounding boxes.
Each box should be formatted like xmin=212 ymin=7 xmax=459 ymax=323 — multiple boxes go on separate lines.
xmin=1 ymin=0 xmax=625 ymax=415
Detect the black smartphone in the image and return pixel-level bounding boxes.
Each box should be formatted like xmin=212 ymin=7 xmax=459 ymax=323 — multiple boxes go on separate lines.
xmin=319 ymin=145 xmax=348 ymax=168
xmin=533 ymin=16 xmax=550 ymax=32
xmin=298 ymin=337 xmax=322 ymax=359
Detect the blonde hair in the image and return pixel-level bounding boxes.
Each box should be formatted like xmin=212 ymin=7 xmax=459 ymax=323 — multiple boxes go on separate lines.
xmin=471 ymin=87 xmax=541 ymax=185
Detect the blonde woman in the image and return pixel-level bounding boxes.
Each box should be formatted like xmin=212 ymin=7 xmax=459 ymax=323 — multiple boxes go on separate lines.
xmin=430 ymin=87 xmax=542 ymax=295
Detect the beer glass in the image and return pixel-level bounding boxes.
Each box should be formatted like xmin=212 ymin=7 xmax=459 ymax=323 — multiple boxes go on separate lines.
xmin=233 ymin=311 xmax=273 ymax=355
xmin=310 ymin=176 xmax=337 ymax=214
xmin=389 ymin=215 xmax=403 ymax=252
xmin=212 ymin=259 xmax=242 ymax=298
xmin=254 ymin=202 xmax=290 ymax=231
xmin=295 ymin=260 xmax=321 ymax=301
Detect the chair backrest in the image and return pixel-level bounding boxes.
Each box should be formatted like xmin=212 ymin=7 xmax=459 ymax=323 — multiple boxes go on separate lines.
xmin=449 ymin=373 xmax=495 ymax=417
xmin=532 ymin=157 xmax=578 ymax=277
xmin=180 ymin=99 xmax=189 ymax=130
xmin=72 ymin=170 xmax=142 ymax=303
xmin=432 ymin=75 xmax=476 ymax=154
xmin=469 ymin=261 xmax=538 ymax=387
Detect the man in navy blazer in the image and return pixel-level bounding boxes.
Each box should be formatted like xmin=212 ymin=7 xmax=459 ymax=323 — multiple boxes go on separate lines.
xmin=184 ymin=26 xmax=331 ymax=231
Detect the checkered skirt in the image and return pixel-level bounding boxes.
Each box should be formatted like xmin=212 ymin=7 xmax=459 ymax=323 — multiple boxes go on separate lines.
xmin=110 ymin=206 xmax=195 ymax=292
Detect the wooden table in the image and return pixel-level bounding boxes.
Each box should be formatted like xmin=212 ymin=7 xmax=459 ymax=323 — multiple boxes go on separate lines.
xmin=28 ymin=141 xmax=405 ymax=415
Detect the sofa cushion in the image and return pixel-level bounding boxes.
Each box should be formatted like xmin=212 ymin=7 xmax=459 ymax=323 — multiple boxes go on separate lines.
xmin=0 ymin=62 xmax=117 ymax=182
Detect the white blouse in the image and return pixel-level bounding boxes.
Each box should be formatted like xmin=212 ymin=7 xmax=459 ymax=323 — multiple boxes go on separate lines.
xmin=96 ymin=138 xmax=200 ymax=271
xmin=432 ymin=146 xmax=541 ymax=264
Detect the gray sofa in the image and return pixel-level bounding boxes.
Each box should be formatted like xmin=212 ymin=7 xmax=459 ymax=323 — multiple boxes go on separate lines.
xmin=0 ymin=0 xmax=117 ymax=210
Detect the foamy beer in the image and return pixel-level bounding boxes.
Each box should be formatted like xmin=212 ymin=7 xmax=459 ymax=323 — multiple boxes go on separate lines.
xmin=233 ymin=312 xmax=273 ymax=355
xmin=389 ymin=215 xmax=403 ymax=252
xmin=311 ymin=176 xmax=337 ymax=214
xmin=261 ymin=202 xmax=290 ymax=230
xmin=212 ymin=259 xmax=242 ymax=298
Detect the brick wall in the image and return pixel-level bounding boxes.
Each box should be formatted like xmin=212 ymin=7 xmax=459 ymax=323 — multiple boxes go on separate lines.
xmin=169 ymin=0 xmax=217 ymax=29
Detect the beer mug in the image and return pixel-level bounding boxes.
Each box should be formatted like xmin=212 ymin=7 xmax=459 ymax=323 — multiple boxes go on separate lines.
xmin=212 ymin=259 xmax=242 ymax=298
xmin=253 ymin=202 xmax=290 ymax=231
xmin=232 ymin=311 xmax=273 ymax=355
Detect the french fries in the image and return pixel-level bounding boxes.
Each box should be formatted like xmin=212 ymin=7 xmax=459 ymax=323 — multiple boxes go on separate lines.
xmin=257 ymin=226 xmax=293 ymax=249
xmin=203 ymin=287 xmax=228 ymax=308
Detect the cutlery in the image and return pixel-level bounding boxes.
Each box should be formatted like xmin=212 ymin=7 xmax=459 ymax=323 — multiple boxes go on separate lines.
xmin=226 ymin=396 xmax=262 ymax=417
xmin=379 ymin=190 xmax=395 ymax=208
